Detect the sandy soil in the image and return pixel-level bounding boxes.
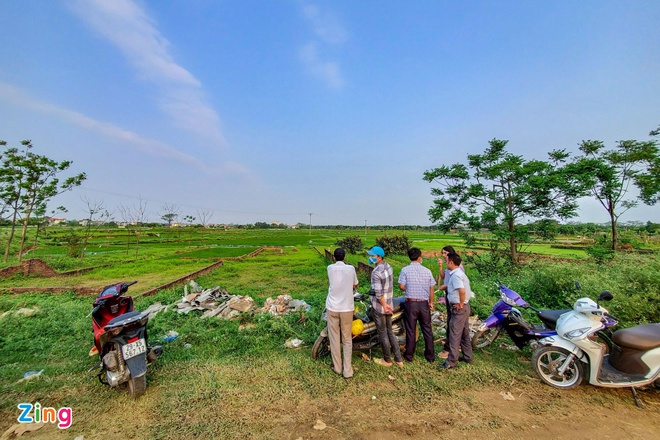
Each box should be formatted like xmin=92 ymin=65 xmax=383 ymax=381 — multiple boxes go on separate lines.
xmin=272 ymin=384 xmax=660 ymax=440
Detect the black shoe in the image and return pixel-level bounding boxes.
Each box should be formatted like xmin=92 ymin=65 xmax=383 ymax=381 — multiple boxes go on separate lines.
xmin=438 ymin=362 xmax=454 ymax=370
xmin=458 ymin=356 xmax=473 ymax=364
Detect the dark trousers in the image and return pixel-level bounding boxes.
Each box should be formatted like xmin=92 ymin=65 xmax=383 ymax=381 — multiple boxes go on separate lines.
xmin=374 ymin=311 xmax=403 ymax=363
xmin=443 ymin=295 xmax=452 ymax=352
xmin=446 ymin=303 xmax=473 ymax=367
xmin=404 ymin=300 xmax=435 ymax=362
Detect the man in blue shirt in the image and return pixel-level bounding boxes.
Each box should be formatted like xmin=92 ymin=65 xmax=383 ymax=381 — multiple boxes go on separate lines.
xmin=439 ymin=252 xmax=474 ymax=370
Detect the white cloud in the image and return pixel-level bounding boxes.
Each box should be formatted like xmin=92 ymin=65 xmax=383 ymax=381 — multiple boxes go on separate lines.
xmin=0 ymin=82 xmax=205 ymax=168
xmin=67 ymin=0 xmax=225 ymax=145
xmin=299 ymin=42 xmax=344 ymax=90
xmin=300 ymin=2 xmax=347 ymax=45
xmin=298 ymin=1 xmax=347 ymax=89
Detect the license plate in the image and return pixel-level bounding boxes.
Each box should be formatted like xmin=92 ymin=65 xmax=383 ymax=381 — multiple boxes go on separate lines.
xmin=121 ymin=339 xmax=147 ymax=359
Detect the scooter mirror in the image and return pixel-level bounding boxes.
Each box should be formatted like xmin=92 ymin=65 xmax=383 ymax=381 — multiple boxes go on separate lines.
xmin=574 ymin=281 xmax=581 ymax=290
xmin=598 ymin=290 xmax=613 ymax=302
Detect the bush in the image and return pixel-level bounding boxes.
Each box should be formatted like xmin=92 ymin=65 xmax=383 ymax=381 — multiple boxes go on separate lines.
xmin=62 ymin=230 xmax=83 ymax=258
xmin=375 ymin=234 xmax=412 ymax=256
xmin=585 ymin=246 xmax=615 ymax=264
xmin=335 ymin=235 xmax=363 ymax=254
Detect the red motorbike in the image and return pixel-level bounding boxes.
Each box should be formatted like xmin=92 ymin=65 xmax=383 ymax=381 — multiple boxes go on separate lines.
xmin=89 ymin=281 xmax=162 ymax=397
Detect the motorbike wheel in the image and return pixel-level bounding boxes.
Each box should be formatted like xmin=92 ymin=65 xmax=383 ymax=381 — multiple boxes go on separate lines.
xmin=311 ymin=335 xmax=330 ymax=360
xmin=127 ymin=374 xmax=146 ymax=398
xmin=532 ymin=346 xmax=584 ymax=390
xmin=471 ymin=327 xmax=501 ymax=349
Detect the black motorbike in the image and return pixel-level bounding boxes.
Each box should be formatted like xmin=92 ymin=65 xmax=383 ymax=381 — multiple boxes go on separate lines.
xmin=311 ymin=292 xmax=408 ymax=359
xmin=89 ymin=281 xmax=162 ymax=397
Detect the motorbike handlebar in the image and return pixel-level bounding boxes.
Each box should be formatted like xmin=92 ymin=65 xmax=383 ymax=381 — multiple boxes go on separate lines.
xmin=604 ymin=312 xmax=619 ymax=323
xmin=120 ymin=280 xmax=138 ymax=293
xmin=87 ymin=303 xmax=102 ymax=318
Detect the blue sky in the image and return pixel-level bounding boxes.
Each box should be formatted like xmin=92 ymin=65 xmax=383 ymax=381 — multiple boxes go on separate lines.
xmin=1 ymin=0 xmax=659 ymax=225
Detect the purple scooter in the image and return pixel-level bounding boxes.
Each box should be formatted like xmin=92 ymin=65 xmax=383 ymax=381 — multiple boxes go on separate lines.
xmin=471 ymin=281 xmax=571 ymax=349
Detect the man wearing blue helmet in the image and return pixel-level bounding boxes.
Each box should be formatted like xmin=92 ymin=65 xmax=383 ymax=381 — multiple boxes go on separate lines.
xmin=368 ymin=246 xmax=404 ymax=367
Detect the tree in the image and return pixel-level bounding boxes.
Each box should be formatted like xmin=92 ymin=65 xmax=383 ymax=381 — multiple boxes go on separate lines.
xmin=575 ymin=133 xmax=660 ymax=250
xmin=335 ymin=235 xmax=363 ymax=254
xmin=118 ymin=197 xmax=149 ymax=258
xmin=33 ymin=205 xmax=66 ymax=246
xmin=196 ymin=209 xmax=214 ymax=227
xmin=423 ymin=139 xmax=586 ymax=263
xmin=0 ymin=140 xmax=86 ymax=262
xmin=159 ymin=203 xmax=180 ymax=227
xmin=183 ymin=214 xmax=196 ymax=244
xmin=80 ymin=197 xmax=112 ymax=259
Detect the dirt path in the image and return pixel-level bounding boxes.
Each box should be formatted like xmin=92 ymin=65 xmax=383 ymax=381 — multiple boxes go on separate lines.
xmin=2 ymin=381 xmax=658 ymax=440
xmin=272 ymin=384 xmax=659 ymax=440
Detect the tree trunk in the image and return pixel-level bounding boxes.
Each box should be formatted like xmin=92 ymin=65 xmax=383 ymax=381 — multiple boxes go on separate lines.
xmin=134 ymin=232 xmax=140 ymax=258
xmin=17 ymin=209 xmax=33 ymax=262
xmin=3 ymin=210 xmax=19 ymax=262
xmin=80 ymin=223 xmax=92 ymax=260
xmin=609 ymin=209 xmax=618 ymax=251
xmin=508 ymin=218 xmax=517 ymax=263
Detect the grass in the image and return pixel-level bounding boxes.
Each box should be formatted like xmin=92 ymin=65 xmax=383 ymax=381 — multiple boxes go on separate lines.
xmin=0 ymin=228 xmax=659 ymax=438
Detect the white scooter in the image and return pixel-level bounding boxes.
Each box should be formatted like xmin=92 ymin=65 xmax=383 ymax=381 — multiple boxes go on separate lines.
xmin=531 ymin=284 xmax=660 ymax=407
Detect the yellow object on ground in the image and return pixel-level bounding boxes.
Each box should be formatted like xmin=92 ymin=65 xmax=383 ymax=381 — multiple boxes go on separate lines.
xmin=351 ymin=319 xmax=364 ymax=336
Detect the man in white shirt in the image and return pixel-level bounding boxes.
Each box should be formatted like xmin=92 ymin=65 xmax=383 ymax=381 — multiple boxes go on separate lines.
xmin=326 ymin=248 xmax=358 ymax=378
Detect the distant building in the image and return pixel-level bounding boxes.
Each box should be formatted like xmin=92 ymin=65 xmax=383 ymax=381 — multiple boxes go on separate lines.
xmin=48 ymin=217 xmax=66 ymax=225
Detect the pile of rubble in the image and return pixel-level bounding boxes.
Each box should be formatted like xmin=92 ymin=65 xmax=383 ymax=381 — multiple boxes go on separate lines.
xmin=146 ymin=281 xmax=311 ymax=322
xmin=256 ymin=295 xmax=311 ymax=316
xmin=430 ymin=308 xmax=482 ymax=340
xmin=175 ymin=285 xmax=256 ymax=320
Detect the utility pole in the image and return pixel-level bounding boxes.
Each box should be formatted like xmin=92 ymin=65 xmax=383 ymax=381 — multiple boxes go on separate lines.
xmin=308 ymin=213 xmax=313 ymax=236
xmin=364 ymin=220 xmax=367 ymax=236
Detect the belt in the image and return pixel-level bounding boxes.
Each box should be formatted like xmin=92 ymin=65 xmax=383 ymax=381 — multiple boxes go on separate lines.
xmin=405 ymin=298 xmax=428 ymax=302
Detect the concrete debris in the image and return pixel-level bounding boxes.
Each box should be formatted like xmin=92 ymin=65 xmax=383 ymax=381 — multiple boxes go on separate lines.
xmin=149 ymin=280 xmax=311 ymax=322
xmin=1 ymin=422 xmax=45 ymax=439
xmin=257 ymin=295 xmax=311 ymax=316
xmin=284 ymin=338 xmax=304 ymax=348
xmin=174 ymin=284 xmax=256 ymax=320
xmin=1 ymin=308 xmax=39 ymax=319
xmin=499 ymin=391 xmax=515 ymax=401
xmin=431 ymin=309 xmax=482 ymax=340
xmin=143 ymin=302 xmax=168 ymax=319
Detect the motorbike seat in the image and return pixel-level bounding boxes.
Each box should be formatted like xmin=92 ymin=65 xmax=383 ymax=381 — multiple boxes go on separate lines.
xmin=612 ymin=323 xmax=660 ymax=351
xmin=392 ymin=296 xmax=405 ymax=313
xmin=537 ymin=309 xmax=571 ymax=325
xmin=105 ymin=311 xmax=143 ymax=329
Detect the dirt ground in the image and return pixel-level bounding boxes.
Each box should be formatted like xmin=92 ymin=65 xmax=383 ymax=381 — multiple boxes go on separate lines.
xmin=3 ymin=382 xmax=657 ymax=440
xmin=273 ymin=384 xmax=660 ymax=440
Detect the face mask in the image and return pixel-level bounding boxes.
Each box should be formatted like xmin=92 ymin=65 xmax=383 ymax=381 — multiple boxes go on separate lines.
xmin=368 ymin=256 xmax=377 ymax=265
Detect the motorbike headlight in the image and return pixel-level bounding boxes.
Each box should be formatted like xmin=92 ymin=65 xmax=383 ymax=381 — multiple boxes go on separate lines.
xmin=564 ymin=327 xmax=590 ymax=340
xmin=500 ymin=292 xmax=517 ymax=307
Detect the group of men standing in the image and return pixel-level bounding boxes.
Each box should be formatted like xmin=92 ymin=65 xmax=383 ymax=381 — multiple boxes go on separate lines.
xmin=325 ymin=245 xmax=474 ymax=378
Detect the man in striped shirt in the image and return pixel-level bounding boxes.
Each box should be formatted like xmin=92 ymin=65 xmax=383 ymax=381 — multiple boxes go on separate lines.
xmin=368 ymin=246 xmax=403 ymax=367
xmin=398 ymin=247 xmax=436 ymax=363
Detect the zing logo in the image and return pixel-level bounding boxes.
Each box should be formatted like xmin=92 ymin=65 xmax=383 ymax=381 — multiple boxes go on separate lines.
xmin=17 ymin=402 xmax=72 ymax=429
